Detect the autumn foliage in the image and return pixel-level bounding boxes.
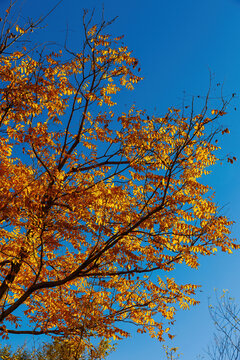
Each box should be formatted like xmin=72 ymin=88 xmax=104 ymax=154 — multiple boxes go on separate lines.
xmin=0 ymin=2 xmax=238 ymax=354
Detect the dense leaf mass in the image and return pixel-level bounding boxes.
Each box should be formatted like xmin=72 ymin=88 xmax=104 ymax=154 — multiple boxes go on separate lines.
xmin=0 ymin=3 xmax=237 ymax=351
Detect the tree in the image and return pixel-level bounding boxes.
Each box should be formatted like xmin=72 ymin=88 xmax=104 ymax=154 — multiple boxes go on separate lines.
xmin=0 ymin=338 xmax=114 ymax=359
xmin=162 ymin=344 xmax=181 ymax=360
xmin=0 ymin=0 xmax=238 ymax=354
xmin=205 ymin=291 xmax=240 ymax=360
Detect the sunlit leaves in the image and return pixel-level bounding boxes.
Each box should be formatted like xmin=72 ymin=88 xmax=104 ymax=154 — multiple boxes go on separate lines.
xmin=0 ymin=5 xmax=237 ymax=354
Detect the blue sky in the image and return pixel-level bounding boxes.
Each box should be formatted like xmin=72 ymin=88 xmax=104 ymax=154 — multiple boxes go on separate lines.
xmin=1 ymin=0 xmax=240 ymax=358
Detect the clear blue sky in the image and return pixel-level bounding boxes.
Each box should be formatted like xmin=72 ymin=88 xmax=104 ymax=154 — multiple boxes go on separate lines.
xmin=1 ymin=0 xmax=240 ymax=358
